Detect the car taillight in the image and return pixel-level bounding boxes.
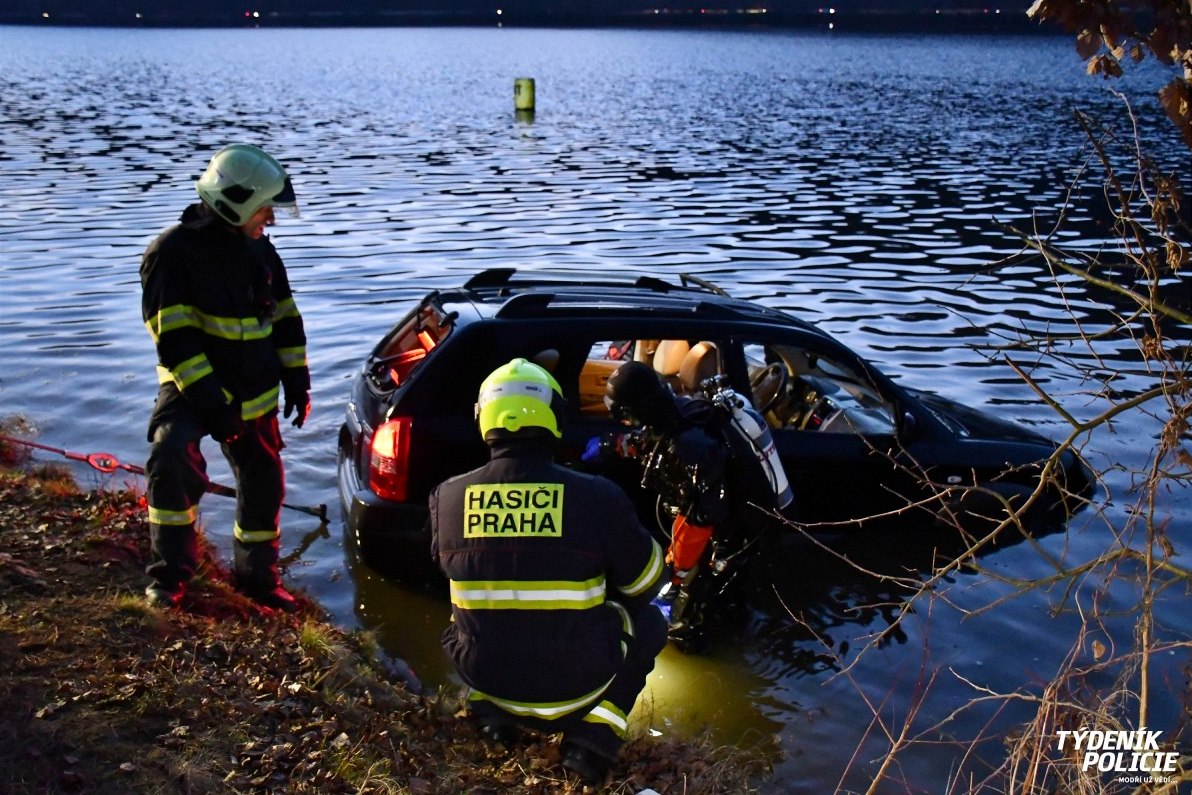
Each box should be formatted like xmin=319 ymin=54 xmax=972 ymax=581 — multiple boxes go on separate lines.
xmin=369 ymin=417 xmax=412 ymax=502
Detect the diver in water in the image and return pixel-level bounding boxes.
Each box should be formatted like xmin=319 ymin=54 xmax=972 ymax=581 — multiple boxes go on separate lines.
xmin=585 ymin=360 xmax=792 ymax=648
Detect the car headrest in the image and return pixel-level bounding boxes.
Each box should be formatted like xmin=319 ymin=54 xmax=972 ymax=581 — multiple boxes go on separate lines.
xmin=531 ymin=348 xmax=560 ymax=372
xmin=633 ymin=339 xmax=659 ymax=364
xmin=679 ymin=341 xmax=719 ymax=392
xmin=652 ymin=339 xmax=691 ymax=376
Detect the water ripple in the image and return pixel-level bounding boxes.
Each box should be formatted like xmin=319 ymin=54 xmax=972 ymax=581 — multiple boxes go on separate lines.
xmin=1 ymin=27 xmax=1188 ymax=791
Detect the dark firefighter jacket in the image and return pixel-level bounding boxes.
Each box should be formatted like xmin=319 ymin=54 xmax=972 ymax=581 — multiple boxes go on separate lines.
xmin=429 ymin=439 xmax=665 ymax=717
xmin=141 ymin=203 xmax=309 ymax=432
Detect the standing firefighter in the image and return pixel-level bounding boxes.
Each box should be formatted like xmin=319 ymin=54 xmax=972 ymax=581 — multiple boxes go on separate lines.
xmin=429 ymin=358 xmax=667 ymax=785
xmin=140 ymin=144 xmax=310 ymax=612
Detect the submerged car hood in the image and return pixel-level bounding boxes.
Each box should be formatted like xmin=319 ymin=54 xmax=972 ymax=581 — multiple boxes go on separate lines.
xmin=906 ymin=388 xmax=1053 ymax=445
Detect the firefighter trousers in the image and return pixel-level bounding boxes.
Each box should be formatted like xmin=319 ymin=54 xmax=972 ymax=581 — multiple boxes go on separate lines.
xmin=469 ymin=600 xmax=668 ymax=760
xmin=145 ymin=407 xmax=285 ymax=594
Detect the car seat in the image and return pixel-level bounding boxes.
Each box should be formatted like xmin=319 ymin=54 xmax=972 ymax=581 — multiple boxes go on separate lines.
xmin=633 ymin=339 xmax=660 ymax=365
xmin=652 ymin=340 xmax=691 ymax=392
xmin=679 ymin=341 xmax=719 ymax=394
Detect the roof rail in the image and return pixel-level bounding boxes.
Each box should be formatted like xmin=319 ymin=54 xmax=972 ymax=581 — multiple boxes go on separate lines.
xmin=493 ymin=292 xmax=750 ymax=320
xmin=463 ymin=267 xmax=727 ymax=297
xmin=463 ymin=268 xmax=517 ymax=290
xmin=679 ymin=273 xmax=731 ymax=297
xmin=494 ymin=292 xmax=553 ymax=316
xmin=632 ymin=275 xmax=678 ymax=292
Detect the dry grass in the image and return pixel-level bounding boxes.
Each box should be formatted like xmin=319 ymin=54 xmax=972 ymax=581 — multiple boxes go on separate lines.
xmin=0 ymin=461 xmax=769 ymax=794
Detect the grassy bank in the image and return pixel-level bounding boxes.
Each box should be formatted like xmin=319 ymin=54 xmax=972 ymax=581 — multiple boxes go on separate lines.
xmin=0 ymin=460 xmax=765 ymax=794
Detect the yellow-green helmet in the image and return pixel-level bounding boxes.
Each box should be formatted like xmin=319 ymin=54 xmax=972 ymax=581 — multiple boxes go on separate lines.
xmin=195 ymin=144 xmax=297 ymax=225
xmin=476 ymin=358 xmax=564 ymax=440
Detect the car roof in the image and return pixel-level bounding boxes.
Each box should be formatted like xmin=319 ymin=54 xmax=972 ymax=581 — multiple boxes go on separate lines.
xmin=428 ymin=267 xmax=822 ymax=332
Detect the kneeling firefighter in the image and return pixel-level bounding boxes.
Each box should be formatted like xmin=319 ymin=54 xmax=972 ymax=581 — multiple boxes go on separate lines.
xmin=586 ymin=361 xmax=793 ymax=644
xmin=428 ymin=358 xmax=667 ymax=785
xmin=140 ymin=144 xmax=311 ymax=612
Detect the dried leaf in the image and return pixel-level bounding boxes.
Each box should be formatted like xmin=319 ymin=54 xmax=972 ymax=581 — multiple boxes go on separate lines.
xmin=1158 ymin=534 xmax=1175 ymax=559
xmin=1087 ymin=54 xmax=1123 ymax=78
xmin=34 ymin=700 xmax=65 ymax=719
xmin=1158 ymin=80 xmax=1192 ymax=149
xmin=1148 ymin=25 xmax=1178 ymax=65
xmin=1092 ymin=639 xmax=1107 ymax=660
xmin=1076 ymin=29 xmax=1103 ymax=60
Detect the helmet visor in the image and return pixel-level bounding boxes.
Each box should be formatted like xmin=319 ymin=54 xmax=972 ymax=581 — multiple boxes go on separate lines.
xmin=268 ymin=176 xmax=299 ymax=217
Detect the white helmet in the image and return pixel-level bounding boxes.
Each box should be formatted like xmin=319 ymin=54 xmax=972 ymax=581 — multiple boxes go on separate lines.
xmin=195 ymin=144 xmax=297 ymax=225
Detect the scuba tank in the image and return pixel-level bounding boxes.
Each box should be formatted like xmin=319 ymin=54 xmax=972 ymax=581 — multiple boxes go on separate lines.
xmin=702 ymin=376 xmax=794 ymax=509
xmin=730 ymin=397 xmax=793 ymax=509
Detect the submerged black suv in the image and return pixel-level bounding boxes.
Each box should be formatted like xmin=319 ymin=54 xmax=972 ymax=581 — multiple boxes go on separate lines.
xmin=337 ymin=268 xmax=1092 ymax=582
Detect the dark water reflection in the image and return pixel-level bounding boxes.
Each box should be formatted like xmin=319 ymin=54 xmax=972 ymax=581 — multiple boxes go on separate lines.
xmin=1 ymin=26 xmax=1189 ymax=791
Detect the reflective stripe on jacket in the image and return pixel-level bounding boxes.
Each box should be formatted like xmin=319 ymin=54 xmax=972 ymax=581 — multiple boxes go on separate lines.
xmin=430 ymin=440 xmax=664 ymax=714
xmin=141 ymin=203 xmax=309 ymax=424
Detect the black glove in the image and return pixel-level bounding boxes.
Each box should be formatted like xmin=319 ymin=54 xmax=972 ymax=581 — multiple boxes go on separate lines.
xmin=207 ymin=403 xmax=245 ymax=444
xmin=284 ymin=390 xmax=310 ymax=428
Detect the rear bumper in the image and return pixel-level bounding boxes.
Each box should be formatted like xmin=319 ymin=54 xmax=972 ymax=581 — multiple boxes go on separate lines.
xmin=337 ymin=445 xmax=438 ymax=583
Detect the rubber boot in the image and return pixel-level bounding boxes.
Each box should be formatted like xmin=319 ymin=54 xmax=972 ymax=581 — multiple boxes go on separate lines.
xmin=234 ymin=538 xmax=297 ymax=612
xmin=145 ymin=523 xmax=198 ymax=608
xmin=560 ymin=739 xmax=614 ymax=785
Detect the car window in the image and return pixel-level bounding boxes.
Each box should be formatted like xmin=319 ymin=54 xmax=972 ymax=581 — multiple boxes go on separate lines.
xmin=745 ymin=342 xmax=896 ymax=435
xmin=576 ymin=341 xmax=630 ymax=415
xmin=366 ymin=302 xmax=453 ymax=392
xmin=577 ymin=338 xmax=725 ymax=416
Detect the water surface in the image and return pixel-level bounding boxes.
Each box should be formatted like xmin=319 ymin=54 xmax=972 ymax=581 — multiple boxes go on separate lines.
xmin=1 ymin=25 xmax=1188 ymax=792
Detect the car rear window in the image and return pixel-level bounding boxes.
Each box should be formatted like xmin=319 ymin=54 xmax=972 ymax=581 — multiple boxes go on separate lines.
xmin=366 ymin=303 xmax=453 ymax=392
